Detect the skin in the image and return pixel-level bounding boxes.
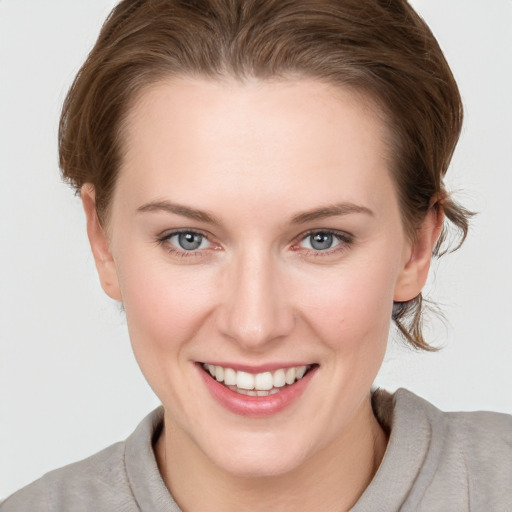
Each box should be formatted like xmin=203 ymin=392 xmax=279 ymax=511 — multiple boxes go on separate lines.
xmin=82 ymin=78 xmax=442 ymax=511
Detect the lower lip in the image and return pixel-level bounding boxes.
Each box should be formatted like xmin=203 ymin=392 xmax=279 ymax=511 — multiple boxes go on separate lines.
xmin=197 ymin=364 xmax=317 ymax=417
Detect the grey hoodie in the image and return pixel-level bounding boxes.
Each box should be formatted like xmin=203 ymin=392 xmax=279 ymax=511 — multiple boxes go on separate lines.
xmin=2 ymin=389 xmax=511 ymax=511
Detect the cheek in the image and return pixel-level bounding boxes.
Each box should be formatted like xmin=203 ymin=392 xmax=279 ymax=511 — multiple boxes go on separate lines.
xmin=296 ymin=254 xmax=399 ymax=353
xmin=115 ymin=253 xmax=216 ymax=363
xmin=117 ymin=259 xmax=223 ymax=412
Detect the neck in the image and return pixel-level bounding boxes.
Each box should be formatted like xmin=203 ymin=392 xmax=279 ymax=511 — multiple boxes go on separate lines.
xmin=155 ymin=396 xmax=387 ymax=512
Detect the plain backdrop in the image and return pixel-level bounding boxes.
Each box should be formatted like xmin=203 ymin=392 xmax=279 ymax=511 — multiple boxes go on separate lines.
xmin=1 ymin=0 xmax=511 ymax=499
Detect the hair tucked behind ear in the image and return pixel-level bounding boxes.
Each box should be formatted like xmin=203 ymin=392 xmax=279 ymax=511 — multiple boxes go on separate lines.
xmin=391 ymin=196 xmax=474 ymax=351
xmin=59 ymin=0 xmax=472 ymax=350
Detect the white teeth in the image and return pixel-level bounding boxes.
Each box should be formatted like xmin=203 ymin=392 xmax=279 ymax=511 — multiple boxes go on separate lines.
xmin=254 ymin=371 xmax=273 ymax=391
xmin=224 ymin=367 xmax=237 ymax=386
xmin=237 ymin=371 xmax=255 ymax=390
xmin=295 ymin=366 xmax=306 ymax=379
xmin=234 ymin=388 xmax=256 ymax=396
xmin=285 ymin=367 xmax=296 ymax=385
xmin=203 ymin=363 xmax=311 ymax=393
xmin=215 ymin=365 xmax=224 ymax=382
xmin=273 ymin=369 xmax=286 ymax=388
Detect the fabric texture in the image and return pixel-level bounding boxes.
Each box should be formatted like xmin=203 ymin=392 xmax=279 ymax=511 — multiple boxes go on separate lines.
xmin=2 ymin=389 xmax=511 ymax=511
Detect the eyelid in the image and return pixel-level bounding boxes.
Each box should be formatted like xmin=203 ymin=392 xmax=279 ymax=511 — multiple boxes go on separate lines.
xmin=157 ymin=228 xmax=219 ymax=257
xmin=158 ymin=227 xmax=212 ymax=242
xmin=292 ymin=229 xmax=354 ymax=254
xmin=156 ymin=227 xmax=353 ymax=259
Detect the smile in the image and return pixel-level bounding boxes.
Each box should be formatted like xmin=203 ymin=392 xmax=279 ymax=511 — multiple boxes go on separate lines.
xmin=202 ymin=363 xmax=313 ymax=397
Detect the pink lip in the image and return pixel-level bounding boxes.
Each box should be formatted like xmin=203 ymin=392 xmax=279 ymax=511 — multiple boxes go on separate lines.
xmin=201 ymin=361 xmax=311 ymax=373
xmin=197 ymin=363 xmax=317 ymax=417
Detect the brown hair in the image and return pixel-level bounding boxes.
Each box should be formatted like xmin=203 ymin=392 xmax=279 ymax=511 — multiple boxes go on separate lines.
xmin=59 ymin=0 xmax=471 ymax=350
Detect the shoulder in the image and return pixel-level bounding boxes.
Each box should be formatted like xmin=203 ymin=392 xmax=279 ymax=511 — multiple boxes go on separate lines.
xmin=447 ymin=404 xmax=512 ymax=460
xmin=393 ymin=388 xmax=512 ymax=463
xmin=0 ymin=407 xmax=167 ymax=512
xmin=431 ymin=396 xmax=512 ymax=504
xmin=0 ymin=441 xmax=133 ymax=512
xmin=400 ymin=389 xmax=512 ymax=509
xmin=359 ymin=388 xmax=512 ymax=511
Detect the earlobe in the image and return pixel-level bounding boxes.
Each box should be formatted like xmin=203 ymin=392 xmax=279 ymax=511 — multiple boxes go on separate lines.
xmin=81 ymin=185 xmax=122 ymax=301
xmin=394 ymin=206 xmax=444 ymax=302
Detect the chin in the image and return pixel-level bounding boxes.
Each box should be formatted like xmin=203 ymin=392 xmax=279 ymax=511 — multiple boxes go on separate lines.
xmin=200 ymin=429 xmax=313 ymax=479
xmin=216 ymin=452 xmax=307 ymax=479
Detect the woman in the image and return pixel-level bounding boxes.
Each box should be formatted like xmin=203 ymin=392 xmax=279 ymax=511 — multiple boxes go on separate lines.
xmin=2 ymin=0 xmax=511 ymax=510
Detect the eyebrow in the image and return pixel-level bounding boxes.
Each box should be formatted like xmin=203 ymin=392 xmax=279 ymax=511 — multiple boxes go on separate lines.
xmin=137 ymin=200 xmax=220 ymax=224
xmin=290 ymin=203 xmax=374 ymax=224
xmin=137 ymin=200 xmax=373 ymax=225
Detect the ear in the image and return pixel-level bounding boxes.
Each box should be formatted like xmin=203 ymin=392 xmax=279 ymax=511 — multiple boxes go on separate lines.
xmin=394 ymin=206 xmax=444 ymax=302
xmin=81 ymin=184 xmax=122 ymax=301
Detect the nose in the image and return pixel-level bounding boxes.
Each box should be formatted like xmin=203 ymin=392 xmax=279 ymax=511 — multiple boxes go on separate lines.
xmin=217 ymin=249 xmax=295 ymax=351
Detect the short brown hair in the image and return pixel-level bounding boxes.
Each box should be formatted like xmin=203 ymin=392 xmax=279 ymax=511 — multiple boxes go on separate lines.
xmin=59 ymin=0 xmax=471 ymax=349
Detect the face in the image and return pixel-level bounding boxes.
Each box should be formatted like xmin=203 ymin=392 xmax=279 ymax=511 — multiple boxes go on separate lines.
xmin=84 ymin=78 xmax=435 ymax=478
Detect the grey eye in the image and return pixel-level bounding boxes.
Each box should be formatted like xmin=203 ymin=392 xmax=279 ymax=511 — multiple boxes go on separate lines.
xmin=309 ymin=232 xmax=334 ymax=250
xmin=177 ymin=232 xmax=204 ymax=250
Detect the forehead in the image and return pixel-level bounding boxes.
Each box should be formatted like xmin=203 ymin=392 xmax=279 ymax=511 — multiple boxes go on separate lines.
xmin=116 ymin=77 xmax=396 ymax=219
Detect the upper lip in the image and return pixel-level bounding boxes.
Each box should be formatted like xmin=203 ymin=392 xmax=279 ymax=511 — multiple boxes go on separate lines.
xmin=198 ymin=361 xmax=316 ymax=373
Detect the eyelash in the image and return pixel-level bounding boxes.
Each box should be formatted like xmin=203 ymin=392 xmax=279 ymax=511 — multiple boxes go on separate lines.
xmin=294 ymin=229 xmax=354 ymax=257
xmin=156 ymin=228 xmax=354 ymax=259
xmin=157 ymin=229 xmax=214 ymax=259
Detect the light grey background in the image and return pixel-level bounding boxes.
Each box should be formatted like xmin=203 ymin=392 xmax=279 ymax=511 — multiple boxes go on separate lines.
xmin=1 ymin=0 xmax=511 ymax=499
